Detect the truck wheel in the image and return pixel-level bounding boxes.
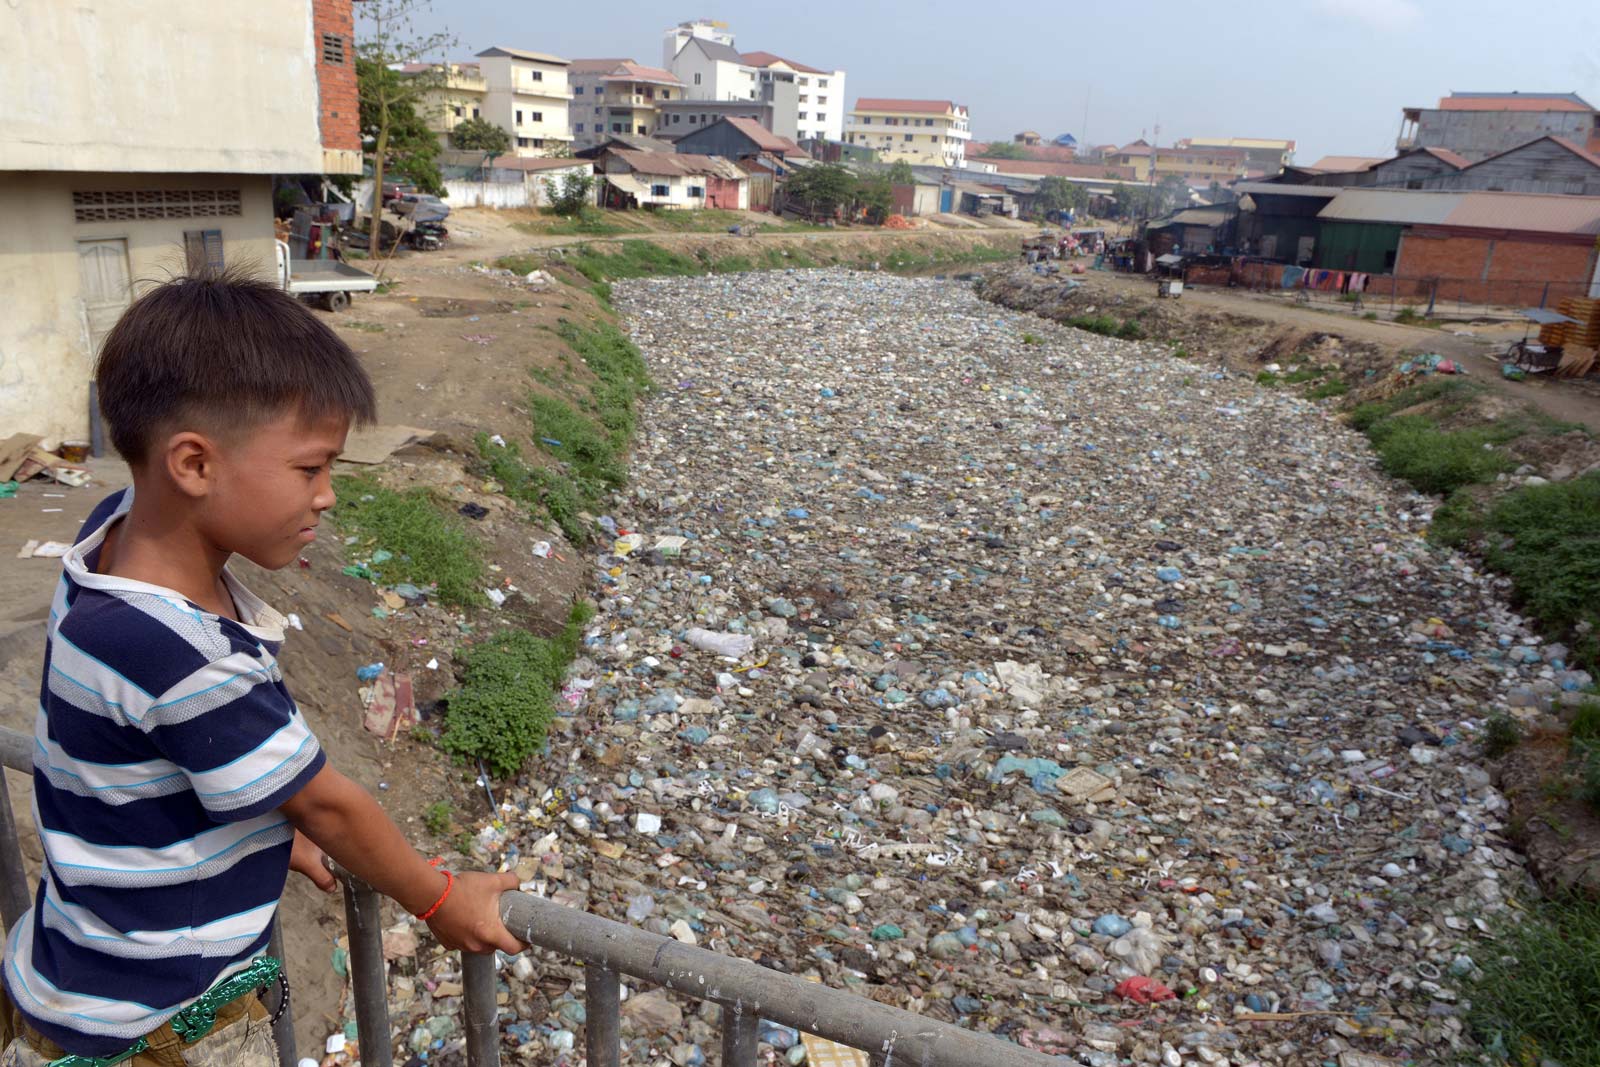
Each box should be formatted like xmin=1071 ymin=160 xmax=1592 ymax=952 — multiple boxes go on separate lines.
xmin=324 ymin=290 xmax=351 ymax=312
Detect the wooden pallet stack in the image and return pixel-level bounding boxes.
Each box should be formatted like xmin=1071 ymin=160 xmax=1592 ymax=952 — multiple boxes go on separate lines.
xmin=1552 ymin=296 xmax=1600 ymax=378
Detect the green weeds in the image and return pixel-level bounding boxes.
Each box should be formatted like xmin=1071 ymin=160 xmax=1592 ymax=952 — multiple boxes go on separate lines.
xmin=1465 ymin=897 xmax=1600 ymax=1065
xmin=1065 ymin=313 xmax=1144 ymax=340
xmin=441 ymin=600 xmax=595 ymax=777
xmin=330 ymin=475 xmax=486 ymax=607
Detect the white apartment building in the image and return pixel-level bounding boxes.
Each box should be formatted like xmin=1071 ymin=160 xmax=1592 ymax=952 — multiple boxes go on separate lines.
xmin=568 ymin=59 xmax=684 ymax=148
xmin=661 ymin=20 xmax=845 ymax=144
xmin=847 ymin=98 xmax=971 ymax=167
xmin=400 ymin=61 xmax=488 ymax=147
xmin=476 ymin=46 xmax=574 ymax=156
xmin=741 ymin=52 xmax=845 ymax=143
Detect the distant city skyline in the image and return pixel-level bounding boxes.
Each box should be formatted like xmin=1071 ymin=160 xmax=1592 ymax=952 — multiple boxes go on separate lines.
xmin=380 ymin=0 xmax=1600 ymax=166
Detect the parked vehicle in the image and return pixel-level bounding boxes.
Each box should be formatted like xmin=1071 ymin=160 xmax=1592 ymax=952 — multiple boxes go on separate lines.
xmin=274 ymin=239 xmax=378 ymax=311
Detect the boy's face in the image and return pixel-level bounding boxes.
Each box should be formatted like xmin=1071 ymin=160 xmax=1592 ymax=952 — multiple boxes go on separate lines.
xmin=201 ymin=410 xmax=349 ymax=570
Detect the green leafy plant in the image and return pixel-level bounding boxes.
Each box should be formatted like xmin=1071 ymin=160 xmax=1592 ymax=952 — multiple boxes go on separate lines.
xmin=441 ymin=600 xmax=595 ymax=776
xmin=449 ymin=116 xmax=510 ymax=156
xmin=1365 ymin=415 xmax=1516 ymax=496
xmin=1484 ymin=712 xmax=1521 ymax=758
xmin=330 ymin=475 xmax=486 ymax=607
xmin=1021 ymin=333 xmax=1043 ymax=346
xmin=1307 ymin=378 xmax=1348 ymax=399
xmin=422 ymin=800 xmax=453 ymax=835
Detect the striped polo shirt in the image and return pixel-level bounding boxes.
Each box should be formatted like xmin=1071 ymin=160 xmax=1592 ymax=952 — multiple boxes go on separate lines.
xmin=1 ymin=489 xmax=325 ymax=1055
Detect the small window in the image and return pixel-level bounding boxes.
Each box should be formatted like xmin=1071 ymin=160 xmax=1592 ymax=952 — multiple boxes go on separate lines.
xmin=472 ymin=107 xmax=480 ymax=118
xmin=689 ymin=115 xmax=698 ymax=125
xmin=688 ymin=185 xmax=705 ymax=197
xmin=818 ymin=96 xmax=827 ymax=104
xmin=798 ymin=112 xmax=807 ymax=120
xmin=651 ymin=184 xmax=669 ymax=197
xmin=672 ymin=114 xmax=681 ymax=124
xmin=661 ymin=90 xmax=670 ymax=99
xmin=531 ymin=111 xmax=543 ymax=122
xmin=452 ymin=105 xmax=463 ymax=117
xmin=594 ymin=106 xmax=601 ymax=115
xmin=694 ymin=72 xmax=702 ymax=85
xmin=819 ymin=79 xmax=828 ymax=88
xmin=576 ymin=122 xmax=585 ymax=132
xmin=800 ymin=77 xmax=809 ymax=86
xmin=575 ymin=85 xmax=584 ymax=94
xmin=183 ymin=229 xmax=224 ymax=272
xmin=904 ymin=133 xmax=912 ymax=142
xmin=517 ymin=137 xmax=531 ymax=147
xmin=530 ymin=70 xmax=543 ymax=81
xmin=612 ymin=123 xmax=623 ymax=133
xmin=321 ymin=33 xmax=345 ymax=65
xmin=516 ymin=110 xmax=524 ymax=124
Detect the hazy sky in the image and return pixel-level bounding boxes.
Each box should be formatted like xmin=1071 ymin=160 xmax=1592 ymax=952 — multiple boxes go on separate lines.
xmin=386 ymin=0 xmax=1600 ymax=164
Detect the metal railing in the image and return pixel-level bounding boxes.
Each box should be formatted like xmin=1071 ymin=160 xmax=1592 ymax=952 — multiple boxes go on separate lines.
xmin=0 ymin=725 xmax=1060 ymax=1067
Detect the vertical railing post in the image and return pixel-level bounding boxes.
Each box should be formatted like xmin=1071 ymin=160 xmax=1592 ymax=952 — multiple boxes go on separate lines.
xmin=583 ymin=964 xmax=620 ymax=1067
xmin=341 ymin=877 xmax=394 ymax=1067
xmin=461 ymin=952 xmax=500 ymax=1067
xmin=720 ymin=1002 xmax=759 ymax=1067
xmin=0 ymin=771 xmax=32 ymax=934
xmin=267 ymin=921 xmax=298 ymax=1067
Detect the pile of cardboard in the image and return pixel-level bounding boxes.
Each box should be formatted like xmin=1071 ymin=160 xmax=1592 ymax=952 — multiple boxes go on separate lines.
xmin=0 ymin=433 xmax=91 ymax=488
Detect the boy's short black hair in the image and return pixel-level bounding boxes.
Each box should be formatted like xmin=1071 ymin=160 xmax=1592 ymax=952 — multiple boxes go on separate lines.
xmin=95 ymin=268 xmax=377 ymax=464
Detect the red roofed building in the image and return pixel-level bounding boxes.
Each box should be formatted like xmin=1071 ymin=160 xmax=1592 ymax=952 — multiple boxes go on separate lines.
xmin=568 ymin=58 xmax=683 ymax=149
xmin=1398 ymin=91 xmax=1600 ymax=162
xmin=847 ymin=99 xmax=971 ymax=167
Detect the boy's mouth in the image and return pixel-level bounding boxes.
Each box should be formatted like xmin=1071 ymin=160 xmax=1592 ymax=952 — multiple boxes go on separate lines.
xmin=299 ymin=525 xmax=318 ymax=542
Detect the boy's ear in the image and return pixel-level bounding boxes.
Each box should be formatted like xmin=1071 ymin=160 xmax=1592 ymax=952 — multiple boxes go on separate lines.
xmin=164 ymin=431 xmax=218 ymax=499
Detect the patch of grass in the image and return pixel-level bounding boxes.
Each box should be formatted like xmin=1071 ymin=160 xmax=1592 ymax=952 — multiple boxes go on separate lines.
xmin=566 ymin=240 xmax=705 ymax=283
xmin=1571 ymin=699 xmax=1600 ymax=746
xmin=1394 ymin=305 xmax=1425 ymax=324
xmin=1578 ymin=741 xmax=1600 ymax=813
xmin=1362 ymin=311 xmax=1378 ymax=320
xmin=1347 ymin=378 xmax=1481 ymax=432
xmin=711 ymin=255 xmax=756 ymax=274
xmin=1479 ymin=474 xmax=1600 ymax=671
xmin=1256 ymin=371 xmax=1282 ymax=388
xmin=1307 ymin=378 xmax=1348 ymax=399
xmin=1484 ymin=712 xmax=1521 ymax=758
xmin=1365 ymin=415 xmax=1516 ymax=496
xmin=494 ymin=254 xmax=542 ymax=275
xmin=1021 ymin=332 xmax=1044 ymax=346
xmin=1170 ymin=346 xmax=1191 ymax=360
xmin=422 ymin=800 xmax=452 ymax=835
xmin=477 ymin=435 xmax=589 ymax=545
xmin=341 ymin=320 xmax=386 ymax=333
xmin=1064 ymin=313 xmax=1144 ymax=340
xmin=529 ymin=392 xmax=627 ymax=493
xmin=1465 ymin=896 xmax=1600 ymax=1065
xmin=330 ymin=475 xmax=486 ymax=607
xmin=441 ymin=600 xmax=596 ymax=777
xmin=515 ymin=207 xmax=640 ymax=237
xmin=1281 ymin=366 xmax=1325 ymax=384
xmin=556 ymin=318 xmax=653 ymax=444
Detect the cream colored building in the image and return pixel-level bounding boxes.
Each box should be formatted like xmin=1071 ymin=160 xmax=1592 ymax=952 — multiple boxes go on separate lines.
xmin=847 ymin=98 xmax=971 ymax=167
xmin=403 ymin=62 xmax=490 ymax=147
xmin=476 ymin=47 xmax=574 ymax=156
xmin=0 ymin=0 xmax=358 ymax=443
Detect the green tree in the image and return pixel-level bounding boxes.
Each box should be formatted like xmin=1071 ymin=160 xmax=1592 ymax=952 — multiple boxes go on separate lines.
xmin=1033 ymin=176 xmax=1085 ymax=219
xmin=542 ymin=172 xmax=596 ymax=216
xmin=356 ymin=0 xmax=455 ymax=241
xmin=977 ymin=141 xmax=1028 ymax=160
xmin=783 ymin=163 xmax=856 ymax=218
xmin=450 ymin=116 xmax=510 ymax=156
xmin=886 ymin=160 xmax=915 ymax=185
xmin=854 ymin=174 xmax=894 ymax=224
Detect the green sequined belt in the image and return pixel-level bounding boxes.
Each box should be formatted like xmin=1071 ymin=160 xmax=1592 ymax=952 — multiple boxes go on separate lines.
xmin=47 ymin=957 xmax=283 ymax=1067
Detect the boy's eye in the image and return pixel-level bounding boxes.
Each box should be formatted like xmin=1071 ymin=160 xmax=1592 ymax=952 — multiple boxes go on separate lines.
xmin=300 ymin=466 xmax=323 ymax=476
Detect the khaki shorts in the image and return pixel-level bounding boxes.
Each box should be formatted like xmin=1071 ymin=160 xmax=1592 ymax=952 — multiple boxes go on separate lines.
xmin=1 ymin=990 xmax=275 ymax=1067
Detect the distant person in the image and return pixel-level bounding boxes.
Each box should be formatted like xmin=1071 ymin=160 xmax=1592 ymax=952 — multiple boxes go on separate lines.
xmin=0 ymin=270 xmax=524 ymax=1067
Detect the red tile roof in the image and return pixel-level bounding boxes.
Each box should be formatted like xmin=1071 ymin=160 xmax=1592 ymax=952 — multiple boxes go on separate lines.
xmin=740 ymin=50 xmax=827 ymax=75
xmin=606 ymin=61 xmax=680 ymax=85
xmin=853 ymin=98 xmax=962 ymax=115
xmin=568 ymin=58 xmax=630 ymax=74
xmin=1438 ymin=95 xmax=1593 ymax=112
xmin=1418 ymin=146 xmax=1471 ymax=168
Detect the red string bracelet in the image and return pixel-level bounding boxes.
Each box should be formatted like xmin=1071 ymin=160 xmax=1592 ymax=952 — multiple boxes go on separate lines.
xmin=416 ymin=870 xmax=454 ymax=921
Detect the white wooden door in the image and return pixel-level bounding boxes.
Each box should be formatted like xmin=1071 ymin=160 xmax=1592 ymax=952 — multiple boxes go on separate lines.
xmin=77 ymin=238 xmax=131 ymax=357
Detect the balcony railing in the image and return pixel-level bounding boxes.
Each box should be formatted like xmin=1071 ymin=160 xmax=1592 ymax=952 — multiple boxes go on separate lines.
xmin=0 ymin=725 xmax=1061 ymax=1067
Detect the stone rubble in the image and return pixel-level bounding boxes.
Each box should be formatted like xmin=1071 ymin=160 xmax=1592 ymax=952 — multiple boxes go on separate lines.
xmin=369 ymin=269 xmax=1591 ymax=1067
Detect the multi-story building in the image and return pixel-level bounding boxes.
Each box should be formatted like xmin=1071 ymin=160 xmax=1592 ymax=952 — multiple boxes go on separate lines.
xmin=568 ymin=60 xmax=683 ymax=149
xmin=1109 ymin=141 xmax=1250 ymax=184
xmin=660 ymin=20 xmax=844 ymax=144
xmin=656 ymin=94 xmax=796 ymax=142
xmin=846 ymin=99 xmax=971 ymax=167
xmin=1179 ymin=137 xmax=1295 ymax=176
xmin=1397 ymin=92 xmax=1600 ymax=162
xmin=739 ymin=52 xmax=845 ymax=143
xmin=400 ymin=61 xmax=489 ymax=147
xmin=1 ymin=0 xmax=362 ymax=442
xmin=475 ymin=46 xmax=574 ymax=156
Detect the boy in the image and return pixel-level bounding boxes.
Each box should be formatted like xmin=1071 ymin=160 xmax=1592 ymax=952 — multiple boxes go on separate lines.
xmin=1 ymin=270 xmax=523 ymax=1067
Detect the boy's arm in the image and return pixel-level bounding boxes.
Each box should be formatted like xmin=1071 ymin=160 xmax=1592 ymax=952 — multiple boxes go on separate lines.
xmin=279 ymin=764 xmax=523 ymax=955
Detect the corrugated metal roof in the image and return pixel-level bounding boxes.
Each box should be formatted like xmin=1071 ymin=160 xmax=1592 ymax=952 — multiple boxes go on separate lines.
xmin=1307 ymin=155 xmax=1384 ymax=172
xmin=1317 ymin=188 xmax=1600 ymax=234
xmin=609 ymin=149 xmax=745 ymax=179
xmin=476 ymin=46 xmax=569 ymax=65
xmin=1440 ymin=91 xmax=1593 ymax=112
xmin=1233 ymin=181 xmax=1341 ymax=198
xmin=1443 ymin=191 xmax=1600 ymax=235
xmin=1318 ymin=189 xmax=1464 ymax=224
xmin=1168 ymin=207 xmax=1233 ymax=225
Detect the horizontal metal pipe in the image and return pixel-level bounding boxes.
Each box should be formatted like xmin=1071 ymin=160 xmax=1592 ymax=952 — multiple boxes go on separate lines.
xmin=501 ymin=892 xmax=1060 ymax=1067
